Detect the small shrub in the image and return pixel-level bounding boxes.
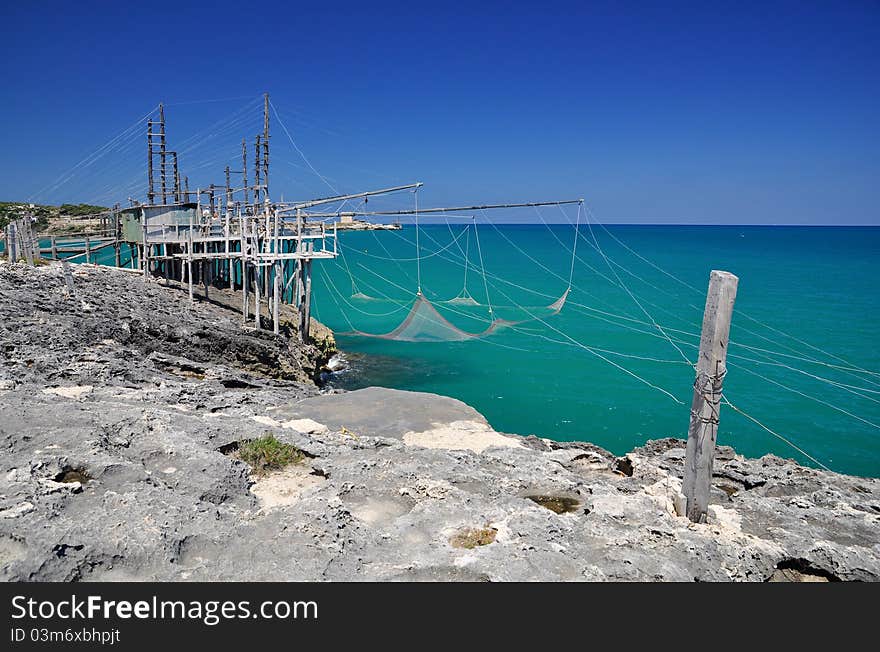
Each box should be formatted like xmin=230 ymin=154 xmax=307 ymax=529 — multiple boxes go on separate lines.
xmin=237 ymin=434 xmax=304 ymax=476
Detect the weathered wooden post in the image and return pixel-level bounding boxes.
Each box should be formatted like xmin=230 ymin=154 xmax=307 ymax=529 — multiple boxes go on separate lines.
xmin=61 ymin=261 xmax=76 ymax=296
xmin=159 ymin=103 xmax=167 ymax=204
xmin=273 ymin=262 xmax=281 ymax=335
xmin=299 ymin=244 xmax=313 ymax=343
xmin=22 ymin=219 xmax=35 ymax=266
xmin=263 ymin=92 xmax=270 ymax=199
xmin=683 ymin=270 xmax=739 ymax=523
xmin=254 ymin=135 xmax=262 ymax=205
xmin=113 ymin=204 xmax=121 ymax=268
xmin=51 ymin=236 xmax=58 ymax=260
xmin=5 ymin=223 xmax=15 ymax=262
xmin=84 ymin=236 xmax=91 ymax=264
xmin=240 ymin=213 xmax=249 ymax=324
xmin=242 ymin=139 xmax=249 ymax=208
xmin=30 ymin=219 xmax=40 ymax=264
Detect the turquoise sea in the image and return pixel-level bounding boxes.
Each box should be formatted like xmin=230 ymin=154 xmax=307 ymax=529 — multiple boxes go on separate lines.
xmin=313 ymin=224 xmax=880 ymax=478
xmin=20 ymin=224 xmax=880 ymax=477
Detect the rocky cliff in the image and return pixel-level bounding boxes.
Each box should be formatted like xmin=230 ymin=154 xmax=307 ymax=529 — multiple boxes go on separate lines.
xmin=0 ymin=262 xmax=877 ymax=581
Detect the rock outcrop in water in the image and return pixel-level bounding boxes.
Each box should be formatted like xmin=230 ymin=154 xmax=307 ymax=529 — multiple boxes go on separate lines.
xmin=0 ymin=262 xmax=877 ymax=581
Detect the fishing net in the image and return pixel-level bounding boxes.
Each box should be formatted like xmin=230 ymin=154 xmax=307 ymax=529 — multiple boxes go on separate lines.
xmin=344 ymin=290 xmax=568 ymax=342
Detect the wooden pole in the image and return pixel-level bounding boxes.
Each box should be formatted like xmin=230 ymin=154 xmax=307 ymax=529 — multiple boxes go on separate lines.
xmin=23 ymin=219 xmax=34 ymax=265
xmin=51 ymin=236 xmax=58 ymax=260
xmin=294 ymin=259 xmax=302 ymax=307
xmin=242 ymin=138 xmax=249 ymax=208
xmin=203 ymin=255 xmax=210 ymax=300
xmin=263 ymin=92 xmax=269 ymax=200
xmin=225 ymin=190 xmax=232 ymax=290
xmin=187 ymin=211 xmax=194 ymax=303
xmin=252 ymin=219 xmax=260 ymax=328
xmin=140 ymin=208 xmax=148 ymax=276
xmin=159 ymin=103 xmax=167 ymax=204
xmin=31 ymin=219 xmax=40 ymax=264
xmin=301 ymin=258 xmax=312 ymax=342
xmin=254 ymin=135 xmax=262 ymax=205
xmin=163 ymin=244 xmax=170 ymax=284
xmin=147 ymin=120 xmax=155 ymax=205
xmin=225 ymin=166 xmax=232 ymax=207
xmin=241 ymin=215 xmax=249 ymax=324
xmin=84 ymin=236 xmax=91 ymax=264
xmin=682 ymin=270 xmax=739 ymax=523
xmin=253 ymin=267 xmax=261 ymax=328
xmin=113 ymin=203 xmax=121 ymax=267
xmin=6 ymin=224 xmax=15 ymax=262
xmin=173 ymin=152 xmax=181 ymax=202
xmin=273 ymin=261 xmax=281 ymax=335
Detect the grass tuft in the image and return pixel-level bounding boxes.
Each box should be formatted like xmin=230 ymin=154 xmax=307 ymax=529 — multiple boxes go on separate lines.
xmin=238 ymin=434 xmax=304 ymax=476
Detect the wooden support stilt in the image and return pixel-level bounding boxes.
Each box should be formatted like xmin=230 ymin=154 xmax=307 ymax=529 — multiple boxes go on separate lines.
xmin=140 ymin=208 xmax=147 ymax=275
xmin=6 ymin=223 xmax=16 ymax=262
xmin=164 ymin=245 xmax=170 ymax=284
xmin=85 ymin=236 xmax=91 ymax=264
xmin=22 ymin=219 xmax=35 ymax=266
xmin=240 ymin=222 xmax=249 ymax=323
xmin=187 ymin=230 xmax=194 ymax=303
xmin=273 ymin=261 xmax=281 ymax=335
xmin=294 ymin=260 xmax=302 ymax=308
xmin=683 ymin=270 xmax=739 ymax=523
xmin=203 ymin=257 xmax=210 ymax=300
xmin=253 ymin=267 xmax=260 ymax=328
xmin=32 ymin=220 xmax=40 ymax=264
xmin=301 ymin=258 xmax=312 ymax=343
xmin=51 ymin=236 xmax=58 ymax=260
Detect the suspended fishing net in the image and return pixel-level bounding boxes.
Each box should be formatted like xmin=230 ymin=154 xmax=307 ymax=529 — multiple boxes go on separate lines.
xmin=343 ymin=290 xmax=569 ymax=342
xmin=444 ymin=290 xmax=481 ymax=306
xmin=546 ymin=288 xmax=570 ymax=312
xmin=330 ymin=197 xmax=582 ymax=342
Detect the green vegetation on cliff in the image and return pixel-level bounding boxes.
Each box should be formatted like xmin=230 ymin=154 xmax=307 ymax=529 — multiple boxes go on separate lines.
xmin=0 ymin=201 xmax=108 ymax=232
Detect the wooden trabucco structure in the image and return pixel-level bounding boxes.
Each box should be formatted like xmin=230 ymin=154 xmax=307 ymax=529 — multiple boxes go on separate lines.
xmin=116 ymin=93 xmax=423 ymax=342
xmin=120 ymin=198 xmax=342 ymax=341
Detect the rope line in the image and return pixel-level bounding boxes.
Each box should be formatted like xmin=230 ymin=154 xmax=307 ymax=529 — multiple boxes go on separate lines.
xmin=473 ymin=214 xmax=494 ymax=317
xmin=414 ymin=189 xmax=421 ymax=294
xmin=582 ymin=207 xmax=694 ymax=366
xmin=721 ymin=395 xmax=832 ymax=471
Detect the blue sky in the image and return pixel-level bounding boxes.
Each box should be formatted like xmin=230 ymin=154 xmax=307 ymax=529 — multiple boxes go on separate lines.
xmin=0 ymin=1 xmax=877 ymax=224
